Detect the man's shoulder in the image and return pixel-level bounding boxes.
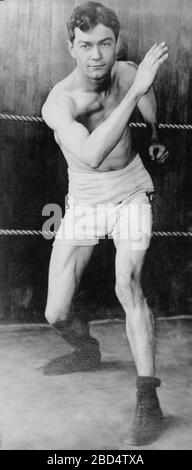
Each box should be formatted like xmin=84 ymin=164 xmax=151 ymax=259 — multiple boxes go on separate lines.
xmin=46 ymin=73 xmax=74 ymax=103
xmin=115 ymin=60 xmax=138 ymax=88
xmin=42 ymin=74 xmax=76 ymax=124
xmin=116 ymin=60 xmax=138 ymax=75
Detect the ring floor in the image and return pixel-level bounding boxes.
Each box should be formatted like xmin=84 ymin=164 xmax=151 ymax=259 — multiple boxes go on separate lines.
xmin=0 ymin=318 xmax=192 ymax=450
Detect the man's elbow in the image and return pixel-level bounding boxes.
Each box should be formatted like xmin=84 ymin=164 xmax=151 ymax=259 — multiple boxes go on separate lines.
xmin=89 ymin=161 xmax=100 ymax=169
xmin=80 ymin=149 xmax=100 ymax=169
xmin=88 ymin=156 xmax=100 ymax=169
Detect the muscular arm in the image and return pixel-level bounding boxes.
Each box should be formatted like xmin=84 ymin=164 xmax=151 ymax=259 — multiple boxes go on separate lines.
xmin=42 ymin=43 xmax=168 ymax=169
xmin=42 ymin=86 xmax=143 ymax=169
xmin=127 ymin=61 xmax=169 ymax=162
xmin=127 ymin=61 xmax=159 ymax=142
xmin=137 ymin=87 xmax=160 ymax=142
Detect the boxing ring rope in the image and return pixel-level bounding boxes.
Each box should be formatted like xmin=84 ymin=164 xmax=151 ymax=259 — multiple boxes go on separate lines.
xmin=0 ymin=112 xmax=192 ymax=238
xmin=1 ymin=112 xmax=192 ymax=130
xmin=0 ymin=230 xmax=191 ymax=237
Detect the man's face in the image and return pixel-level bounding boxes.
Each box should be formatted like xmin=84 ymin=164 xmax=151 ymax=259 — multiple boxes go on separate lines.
xmin=68 ymin=23 xmax=117 ymax=79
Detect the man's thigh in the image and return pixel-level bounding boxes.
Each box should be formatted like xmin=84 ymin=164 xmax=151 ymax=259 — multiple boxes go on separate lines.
xmin=48 ymin=242 xmax=95 ymax=288
xmin=112 ymin=192 xmax=152 ymax=278
xmin=54 ymin=203 xmax=100 ymax=246
xmin=111 ymin=192 xmax=153 ymax=253
xmin=45 ymin=243 xmax=95 ymax=321
xmin=114 ymin=238 xmax=148 ymax=284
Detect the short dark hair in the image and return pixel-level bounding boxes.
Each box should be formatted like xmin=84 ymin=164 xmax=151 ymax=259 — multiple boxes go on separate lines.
xmin=67 ymin=2 xmax=120 ymax=43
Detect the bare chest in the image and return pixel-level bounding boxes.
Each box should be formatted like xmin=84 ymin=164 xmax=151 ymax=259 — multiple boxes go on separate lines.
xmin=76 ymin=87 xmax=126 ymax=133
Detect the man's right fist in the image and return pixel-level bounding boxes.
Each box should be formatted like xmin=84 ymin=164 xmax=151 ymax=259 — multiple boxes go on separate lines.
xmin=133 ymin=43 xmax=168 ymax=96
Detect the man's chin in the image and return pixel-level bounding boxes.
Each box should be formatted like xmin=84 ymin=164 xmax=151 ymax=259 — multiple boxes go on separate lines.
xmin=88 ymin=69 xmax=108 ymax=80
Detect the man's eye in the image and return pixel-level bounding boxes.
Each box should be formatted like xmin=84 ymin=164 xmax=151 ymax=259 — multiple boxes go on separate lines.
xmin=102 ymin=42 xmax=111 ymax=47
xmin=81 ymin=45 xmax=90 ymax=49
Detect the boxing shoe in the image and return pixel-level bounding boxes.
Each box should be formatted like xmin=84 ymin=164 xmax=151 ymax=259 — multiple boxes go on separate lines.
xmin=125 ymin=376 xmax=164 ymax=446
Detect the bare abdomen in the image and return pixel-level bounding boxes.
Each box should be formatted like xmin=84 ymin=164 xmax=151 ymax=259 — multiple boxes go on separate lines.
xmin=63 ymin=128 xmax=134 ymax=173
xmin=95 ymin=128 xmax=134 ymax=171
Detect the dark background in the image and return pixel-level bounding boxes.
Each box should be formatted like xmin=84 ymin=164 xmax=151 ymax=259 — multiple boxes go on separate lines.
xmin=0 ymin=0 xmax=191 ymax=322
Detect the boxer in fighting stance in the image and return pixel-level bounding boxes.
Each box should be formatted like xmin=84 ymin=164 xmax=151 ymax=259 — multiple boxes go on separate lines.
xmin=42 ymin=2 xmax=169 ymax=445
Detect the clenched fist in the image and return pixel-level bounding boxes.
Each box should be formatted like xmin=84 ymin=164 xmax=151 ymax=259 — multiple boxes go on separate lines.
xmin=149 ymin=142 xmax=169 ymax=164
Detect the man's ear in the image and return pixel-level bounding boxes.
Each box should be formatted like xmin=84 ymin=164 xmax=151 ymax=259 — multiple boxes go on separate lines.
xmin=67 ymin=40 xmax=75 ymax=58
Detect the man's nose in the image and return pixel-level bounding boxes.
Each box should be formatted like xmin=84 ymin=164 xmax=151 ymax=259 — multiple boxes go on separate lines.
xmin=92 ymin=45 xmax=102 ymax=60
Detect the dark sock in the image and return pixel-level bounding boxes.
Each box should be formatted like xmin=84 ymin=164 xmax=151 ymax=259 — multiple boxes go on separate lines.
xmin=52 ymin=320 xmax=98 ymax=349
xmin=136 ymin=376 xmax=163 ymax=408
xmin=125 ymin=376 xmax=163 ymax=446
xmin=43 ymin=320 xmax=101 ymax=375
xmin=52 ymin=321 xmax=89 ymax=348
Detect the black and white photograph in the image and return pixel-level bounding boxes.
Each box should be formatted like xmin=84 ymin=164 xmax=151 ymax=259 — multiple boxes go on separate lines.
xmin=0 ymin=0 xmax=191 ymax=458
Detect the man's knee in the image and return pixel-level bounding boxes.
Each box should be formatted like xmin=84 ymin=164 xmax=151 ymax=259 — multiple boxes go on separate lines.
xmin=45 ymin=298 xmax=72 ymax=325
xmin=45 ymin=308 xmax=66 ymax=325
xmin=115 ymin=267 xmax=141 ymax=303
xmin=45 ymin=267 xmax=76 ymax=325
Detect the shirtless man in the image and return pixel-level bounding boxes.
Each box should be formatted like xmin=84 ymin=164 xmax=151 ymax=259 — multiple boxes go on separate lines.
xmin=42 ymin=2 xmax=169 ymax=446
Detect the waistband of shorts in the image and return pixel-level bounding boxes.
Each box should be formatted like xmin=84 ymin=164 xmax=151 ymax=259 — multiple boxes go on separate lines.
xmin=68 ymin=153 xmax=141 ymax=182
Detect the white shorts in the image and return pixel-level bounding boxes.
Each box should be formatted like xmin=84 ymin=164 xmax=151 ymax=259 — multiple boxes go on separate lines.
xmin=53 ymin=192 xmax=153 ymax=250
xmin=53 ymin=154 xmax=154 ymax=250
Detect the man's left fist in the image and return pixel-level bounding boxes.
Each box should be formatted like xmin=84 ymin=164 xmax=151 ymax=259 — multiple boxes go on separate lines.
xmin=149 ymin=143 xmax=169 ymax=163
